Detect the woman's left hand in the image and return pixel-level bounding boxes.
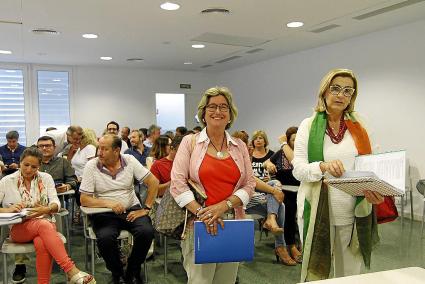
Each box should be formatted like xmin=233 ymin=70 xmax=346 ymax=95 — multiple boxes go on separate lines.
xmin=198 ymin=202 xmax=228 ymax=234
xmin=126 ymin=209 xmax=149 ymax=222
xmin=27 ymin=205 xmax=50 ymax=219
xmin=364 ymin=190 xmax=384 ymax=204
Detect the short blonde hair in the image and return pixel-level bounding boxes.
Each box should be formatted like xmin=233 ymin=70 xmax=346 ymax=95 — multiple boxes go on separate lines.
xmin=315 ymin=68 xmax=358 ymax=114
xmin=81 ymin=128 xmax=98 ymax=147
xmin=197 ymin=86 xmax=238 ymax=130
xmin=251 ymin=130 xmax=269 ymax=148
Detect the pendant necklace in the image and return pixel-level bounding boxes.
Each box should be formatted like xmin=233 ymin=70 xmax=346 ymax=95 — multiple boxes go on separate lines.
xmin=210 ymin=135 xmax=226 ymax=158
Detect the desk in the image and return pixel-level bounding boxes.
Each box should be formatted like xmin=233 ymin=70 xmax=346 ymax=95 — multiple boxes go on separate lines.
xmin=0 ymin=218 xmax=23 ymax=284
xmin=80 ymin=207 xmax=112 ymax=215
xmin=303 ymin=267 xmax=425 ymax=284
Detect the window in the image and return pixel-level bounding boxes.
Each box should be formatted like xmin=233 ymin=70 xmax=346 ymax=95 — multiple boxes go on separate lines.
xmin=155 ymin=93 xmax=185 ymax=132
xmin=0 ymin=69 xmax=26 ymax=145
xmin=37 ymin=71 xmax=70 ymax=135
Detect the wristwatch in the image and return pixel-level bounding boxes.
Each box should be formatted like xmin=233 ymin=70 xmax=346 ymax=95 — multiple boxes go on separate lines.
xmin=141 ymin=204 xmax=152 ymax=211
xmin=226 ymin=200 xmax=233 ymax=210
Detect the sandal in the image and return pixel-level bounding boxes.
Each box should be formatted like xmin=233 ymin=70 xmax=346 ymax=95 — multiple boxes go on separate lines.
xmin=68 ymin=271 xmax=96 ymax=284
xmin=275 ymin=246 xmax=297 ymax=266
xmin=263 ymin=221 xmax=284 ymax=236
xmin=290 ymin=245 xmax=303 ymax=263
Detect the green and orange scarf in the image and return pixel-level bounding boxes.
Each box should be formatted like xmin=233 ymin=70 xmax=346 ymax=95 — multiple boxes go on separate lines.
xmin=301 ymin=112 xmax=379 ymax=282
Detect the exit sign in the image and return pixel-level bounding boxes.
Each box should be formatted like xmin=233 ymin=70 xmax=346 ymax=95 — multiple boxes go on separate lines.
xmin=180 ymin=84 xmax=191 ymax=89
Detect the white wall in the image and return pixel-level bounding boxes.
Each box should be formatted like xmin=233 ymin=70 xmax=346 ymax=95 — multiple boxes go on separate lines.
xmin=216 ymin=19 xmax=425 ymax=219
xmin=72 ymin=66 xmax=216 ymax=135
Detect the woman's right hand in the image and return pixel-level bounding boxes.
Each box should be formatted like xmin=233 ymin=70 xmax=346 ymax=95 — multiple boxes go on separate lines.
xmin=264 ymin=160 xmax=277 ymax=174
xmin=273 ymin=189 xmax=284 ymax=204
xmin=320 ymin=160 xmax=345 ymax=177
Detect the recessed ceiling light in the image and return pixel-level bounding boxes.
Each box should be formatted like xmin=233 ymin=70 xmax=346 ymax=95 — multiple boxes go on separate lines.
xmin=100 ymin=56 xmax=112 ymax=61
xmin=287 ymin=21 xmax=304 ymax=28
xmin=52 ymin=79 xmax=61 ymax=82
xmin=0 ymin=50 xmax=12 ymax=54
xmin=184 ymin=62 xmax=193 ymax=65
xmin=160 ymin=2 xmax=180 ymax=11
xmin=191 ymin=44 xmax=205 ymax=49
xmin=82 ymin=33 xmax=98 ymax=39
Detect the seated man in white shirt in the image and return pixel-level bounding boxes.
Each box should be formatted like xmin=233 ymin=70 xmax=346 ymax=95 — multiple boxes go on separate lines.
xmin=80 ymin=134 xmax=159 ymax=284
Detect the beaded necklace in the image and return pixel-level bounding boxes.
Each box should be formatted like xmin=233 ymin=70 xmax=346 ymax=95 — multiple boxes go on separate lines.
xmin=325 ymin=115 xmax=347 ymax=144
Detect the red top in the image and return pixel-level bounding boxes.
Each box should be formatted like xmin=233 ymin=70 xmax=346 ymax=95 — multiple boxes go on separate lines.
xmin=150 ymin=157 xmax=173 ymax=184
xmin=199 ymin=154 xmax=241 ymax=206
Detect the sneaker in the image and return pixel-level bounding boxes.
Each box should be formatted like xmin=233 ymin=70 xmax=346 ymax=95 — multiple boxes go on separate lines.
xmin=12 ymin=264 xmax=26 ymax=283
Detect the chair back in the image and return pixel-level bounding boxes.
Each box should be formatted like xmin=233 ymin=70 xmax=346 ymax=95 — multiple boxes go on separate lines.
xmin=416 ymin=179 xmax=425 ymax=196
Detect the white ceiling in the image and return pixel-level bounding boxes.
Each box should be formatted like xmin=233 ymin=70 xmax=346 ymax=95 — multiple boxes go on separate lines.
xmin=0 ymin=0 xmax=425 ymax=71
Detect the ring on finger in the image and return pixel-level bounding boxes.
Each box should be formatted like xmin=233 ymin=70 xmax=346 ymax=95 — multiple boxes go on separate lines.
xmin=209 ymin=224 xmax=214 ymax=227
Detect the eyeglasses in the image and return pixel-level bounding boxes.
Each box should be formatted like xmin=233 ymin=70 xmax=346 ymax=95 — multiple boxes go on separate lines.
xmin=205 ymin=103 xmax=230 ymax=112
xmin=37 ymin=144 xmax=53 ymax=149
xmin=329 ymin=85 xmax=355 ymax=97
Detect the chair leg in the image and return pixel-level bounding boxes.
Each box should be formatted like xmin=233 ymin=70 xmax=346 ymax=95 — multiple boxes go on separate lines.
xmin=401 ymin=195 xmax=405 ymax=227
xmin=91 ymin=239 xmax=96 ymax=276
xmin=144 ymin=260 xmax=148 ymax=283
xmin=164 ymin=236 xmax=168 ymax=275
xmin=410 ymin=189 xmax=414 ymax=220
xmin=3 ymin=253 xmax=8 ymax=284
xmin=65 ymin=214 xmax=71 ymax=253
xmin=85 ymin=238 xmax=88 ymax=270
xmin=422 ymin=198 xmax=425 ymax=237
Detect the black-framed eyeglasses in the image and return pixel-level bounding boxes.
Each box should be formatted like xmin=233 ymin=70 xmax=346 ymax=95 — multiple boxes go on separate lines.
xmin=37 ymin=144 xmax=53 ymax=149
xmin=329 ymin=85 xmax=355 ymax=97
xmin=205 ymin=103 xmax=230 ymax=112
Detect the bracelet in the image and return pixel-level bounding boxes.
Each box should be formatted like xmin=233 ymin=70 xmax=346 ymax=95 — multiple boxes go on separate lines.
xmin=195 ymin=206 xmax=203 ymax=217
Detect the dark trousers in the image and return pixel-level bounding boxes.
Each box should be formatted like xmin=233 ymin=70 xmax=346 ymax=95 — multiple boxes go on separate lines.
xmin=283 ymin=191 xmax=298 ymax=246
xmin=91 ymin=206 xmax=154 ymax=276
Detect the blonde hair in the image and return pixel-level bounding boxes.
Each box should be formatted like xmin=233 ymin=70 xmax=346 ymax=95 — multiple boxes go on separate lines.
xmin=197 ymin=86 xmax=238 ymax=130
xmin=314 ymin=68 xmax=358 ymax=114
xmin=251 ymin=130 xmax=269 ymax=148
xmin=81 ymin=128 xmax=98 ymax=147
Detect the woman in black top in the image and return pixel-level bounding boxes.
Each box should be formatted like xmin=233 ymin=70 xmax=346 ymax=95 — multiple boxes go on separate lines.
xmin=265 ymin=126 xmax=302 ymax=263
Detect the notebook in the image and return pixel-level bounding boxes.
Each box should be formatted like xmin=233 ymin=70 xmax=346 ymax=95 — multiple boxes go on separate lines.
xmin=194 ymin=219 xmax=254 ymax=264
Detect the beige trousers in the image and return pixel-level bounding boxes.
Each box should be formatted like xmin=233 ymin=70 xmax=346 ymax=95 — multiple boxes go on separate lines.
xmin=330 ymin=224 xmax=363 ymax=278
xmin=181 ymin=229 xmax=239 ymax=284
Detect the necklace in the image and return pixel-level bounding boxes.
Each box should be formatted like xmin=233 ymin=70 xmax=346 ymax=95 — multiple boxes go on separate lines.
xmin=210 ymin=135 xmax=226 ymax=158
xmin=326 ymin=115 xmax=347 ymax=144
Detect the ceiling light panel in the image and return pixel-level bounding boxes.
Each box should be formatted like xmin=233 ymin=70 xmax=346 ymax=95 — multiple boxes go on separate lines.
xmin=82 ymin=33 xmax=98 ymax=39
xmin=191 ymin=44 xmax=205 ymax=49
xmin=287 ymin=21 xmax=304 ymax=28
xmin=160 ymin=2 xmax=180 ymax=11
xmin=100 ymin=56 xmax=112 ymax=60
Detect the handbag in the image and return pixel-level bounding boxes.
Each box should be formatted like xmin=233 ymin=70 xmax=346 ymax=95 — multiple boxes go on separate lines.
xmin=154 ymin=134 xmax=207 ymax=239
xmin=376 ymin=196 xmax=398 ymax=224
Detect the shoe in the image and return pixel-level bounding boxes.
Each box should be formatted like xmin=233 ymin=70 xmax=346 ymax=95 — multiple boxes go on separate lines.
xmin=275 ymin=246 xmax=297 ymax=266
xmin=12 ymin=264 xmax=26 ymax=284
xmin=68 ymin=271 xmax=96 ymax=284
xmin=125 ymin=270 xmax=144 ymax=284
xmin=263 ymin=221 xmax=284 ymax=236
xmin=290 ymin=245 xmax=303 ymax=263
xmin=111 ymin=275 xmax=126 ymax=284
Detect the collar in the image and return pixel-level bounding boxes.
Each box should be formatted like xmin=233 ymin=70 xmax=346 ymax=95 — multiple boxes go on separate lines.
xmin=96 ymin=155 xmax=127 ymax=171
xmin=6 ymin=144 xmax=19 ymax=152
xmin=197 ymin=127 xmax=238 ymax=146
xmin=42 ymin=156 xmax=59 ymax=165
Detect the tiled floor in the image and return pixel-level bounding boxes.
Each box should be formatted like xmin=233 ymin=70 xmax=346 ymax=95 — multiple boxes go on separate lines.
xmin=2 ymin=218 xmax=425 ymax=284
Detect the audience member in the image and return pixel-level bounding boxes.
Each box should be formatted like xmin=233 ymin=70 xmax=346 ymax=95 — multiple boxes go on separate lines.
xmin=293 ymin=69 xmax=383 ymax=281
xmin=71 ymin=129 xmax=97 ymax=179
xmin=264 ymin=127 xmax=302 ymax=264
xmin=0 ymin=130 xmax=26 ymax=176
xmin=138 ymin=128 xmax=148 ymax=140
xmin=106 ymin=121 xmax=129 ymax=153
xmin=80 ymin=134 xmax=159 ymax=284
xmin=0 ymin=147 xmax=94 ymax=284
xmin=125 ymin=130 xmax=150 ymax=166
xmin=42 ymin=126 xmax=83 ymax=156
xmin=164 ymin=130 xmax=174 ymax=140
xmin=121 ymin=126 xmax=131 ymax=148
xmin=150 ymin=135 xmax=183 ymax=197
xmin=171 ymin=86 xmax=255 ymax=284
xmin=143 ymin=124 xmax=161 ymax=148
xmin=175 ymin=126 xmax=187 ymax=136
xmin=146 ymin=135 xmax=171 ymax=170
xmin=192 ymin=126 xmax=202 ymax=133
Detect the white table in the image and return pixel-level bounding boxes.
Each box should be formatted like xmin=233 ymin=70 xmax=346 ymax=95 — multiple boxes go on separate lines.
xmin=303 ymin=267 xmax=425 ymax=284
xmin=80 ymin=206 xmax=113 ymax=215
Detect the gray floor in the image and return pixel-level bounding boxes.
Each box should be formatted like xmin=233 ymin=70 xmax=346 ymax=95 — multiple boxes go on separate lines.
xmin=2 ymin=217 xmax=425 ymax=284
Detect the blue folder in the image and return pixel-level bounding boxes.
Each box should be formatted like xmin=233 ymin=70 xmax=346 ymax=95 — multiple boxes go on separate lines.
xmin=194 ymin=219 xmax=254 ymax=264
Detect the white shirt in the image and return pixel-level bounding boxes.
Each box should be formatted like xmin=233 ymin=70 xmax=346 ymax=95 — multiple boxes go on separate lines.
xmin=80 ymin=154 xmax=151 ymax=209
xmin=41 ymin=129 xmax=68 ymax=155
xmin=71 ymin=144 xmax=96 ymax=178
xmin=293 ymin=116 xmax=357 ymax=226
xmin=120 ymin=140 xmax=128 ymax=154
